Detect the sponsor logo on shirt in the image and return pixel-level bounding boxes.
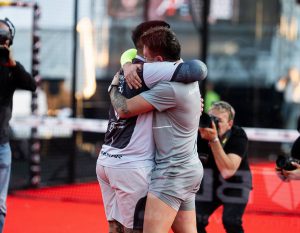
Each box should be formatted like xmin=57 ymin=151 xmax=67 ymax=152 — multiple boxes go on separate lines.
xmin=100 ymin=150 xmax=123 ymax=159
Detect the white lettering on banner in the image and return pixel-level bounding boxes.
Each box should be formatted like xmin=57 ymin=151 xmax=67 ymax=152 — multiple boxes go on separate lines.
xmin=196 ymin=169 xmax=251 ymax=204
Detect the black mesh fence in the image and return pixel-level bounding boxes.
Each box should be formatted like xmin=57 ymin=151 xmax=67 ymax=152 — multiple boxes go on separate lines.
xmin=9 ymin=132 xmax=105 ymax=191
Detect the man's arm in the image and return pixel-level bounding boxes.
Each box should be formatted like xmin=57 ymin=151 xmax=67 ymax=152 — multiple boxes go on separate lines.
xmin=109 ymin=73 xmax=154 ymax=118
xmin=171 ymin=59 xmax=207 ymax=83
xmin=3 ymin=46 xmax=36 ymax=91
xmin=199 ymin=122 xmax=243 ymax=179
xmin=120 ymin=48 xmax=207 ymax=89
xmin=12 ymin=62 xmax=37 ymax=91
xmin=141 ymin=59 xmax=207 ymax=89
xmin=209 ymin=141 xmax=242 ymax=179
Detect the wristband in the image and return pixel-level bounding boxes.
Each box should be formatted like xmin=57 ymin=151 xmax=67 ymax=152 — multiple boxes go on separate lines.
xmin=108 ymin=84 xmax=118 ymax=94
xmin=120 ymin=48 xmax=137 ymax=66
xmin=210 ymin=137 xmax=219 ymax=143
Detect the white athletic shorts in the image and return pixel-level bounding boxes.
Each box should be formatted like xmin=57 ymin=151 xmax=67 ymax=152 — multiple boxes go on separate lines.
xmin=96 ymin=164 xmax=153 ymax=229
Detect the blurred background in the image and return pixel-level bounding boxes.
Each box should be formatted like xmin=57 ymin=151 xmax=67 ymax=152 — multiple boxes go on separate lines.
xmin=0 ymin=0 xmax=299 ymax=190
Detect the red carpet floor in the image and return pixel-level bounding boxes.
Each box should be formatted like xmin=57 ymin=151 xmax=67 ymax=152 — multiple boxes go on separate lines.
xmin=3 ymin=163 xmax=300 ymax=233
xmin=5 ymin=196 xmax=106 ymax=233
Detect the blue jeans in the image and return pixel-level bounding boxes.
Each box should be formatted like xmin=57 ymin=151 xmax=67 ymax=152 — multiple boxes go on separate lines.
xmin=0 ymin=143 xmax=11 ymax=233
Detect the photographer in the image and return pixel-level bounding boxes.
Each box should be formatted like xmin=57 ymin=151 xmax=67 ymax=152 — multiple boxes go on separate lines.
xmin=276 ymin=116 xmax=300 ymax=181
xmin=0 ymin=18 xmax=36 ymax=233
xmin=196 ymin=101 xmax=252 ymax=233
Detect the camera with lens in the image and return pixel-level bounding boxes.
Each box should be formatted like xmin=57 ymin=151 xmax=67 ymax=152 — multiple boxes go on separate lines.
xmin=198 ymin=112 xmax=220 ymax=164
xmin=199 ymin=112 xmax=219 ymax=129
xmin=0 ymin=29 xmax=10 ymax=64
xmin=276 ymin=155 xmax=300 ymax=171
xmin=276 ymin=116 xmax=300 ymax=171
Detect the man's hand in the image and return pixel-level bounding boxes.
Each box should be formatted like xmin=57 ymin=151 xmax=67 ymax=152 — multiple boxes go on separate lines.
xmin=199 ymin=121 xmax=218 ymax=141
xmin=275 ymin=167 xmax=288 ymax=182
xmin=200 ymin=97 xmax=204 ymax=113
xmin=1 ymin=44 xmax=16 ymax=66
xmin=281 ymin=162 xmax=300 ymax=181
xmin=123 ymin=63 xmax=142 ymax=89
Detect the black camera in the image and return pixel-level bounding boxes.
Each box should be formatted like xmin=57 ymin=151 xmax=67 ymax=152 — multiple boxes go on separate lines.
xmin=0 ymin=29 xmax=10 ymax=64
xmin=0 ymin=47 xmax=9 ymax=64
xmin=0 ymin=28 xmax=10 ymax=45
xmin=276 ymin=155 xmax=300 ymax=171
xmin=198 ymin=112 xmax=219 ymax=164
xmin=276 ymin=116 xmax=300 ymax=171
xmin=199 ymin=112 xmax=219 ymax=129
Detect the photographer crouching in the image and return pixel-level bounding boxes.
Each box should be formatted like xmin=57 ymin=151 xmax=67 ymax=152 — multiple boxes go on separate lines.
xmin=196 ymin=101 xmax=252 ymax=233
xmin=0 ymin=18 xmax=36 ymax=233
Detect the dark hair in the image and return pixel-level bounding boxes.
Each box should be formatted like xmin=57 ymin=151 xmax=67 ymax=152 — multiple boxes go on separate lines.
xmin=131 ymin=20 xmax=170 ymax=48
xmin=0 ymin=18 xmax=15 ymax=46
xmin=140 ymin=26 xmax=181 ymax=61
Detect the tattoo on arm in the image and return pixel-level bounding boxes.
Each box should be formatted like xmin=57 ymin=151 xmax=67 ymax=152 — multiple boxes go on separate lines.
xmin=108 ymin=220 xmax=124 ymax=233
xmin=110 ymin=86 xmax=131 ymax=116
xmin=116 ymin=225 xmax=124 ymax=233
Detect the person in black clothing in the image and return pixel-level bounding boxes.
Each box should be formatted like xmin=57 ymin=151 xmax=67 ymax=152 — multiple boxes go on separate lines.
xmin=196 ymin=101 xmax=252 ymax=233
xmin=0 ymin=18 xmax=36 ymax=233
